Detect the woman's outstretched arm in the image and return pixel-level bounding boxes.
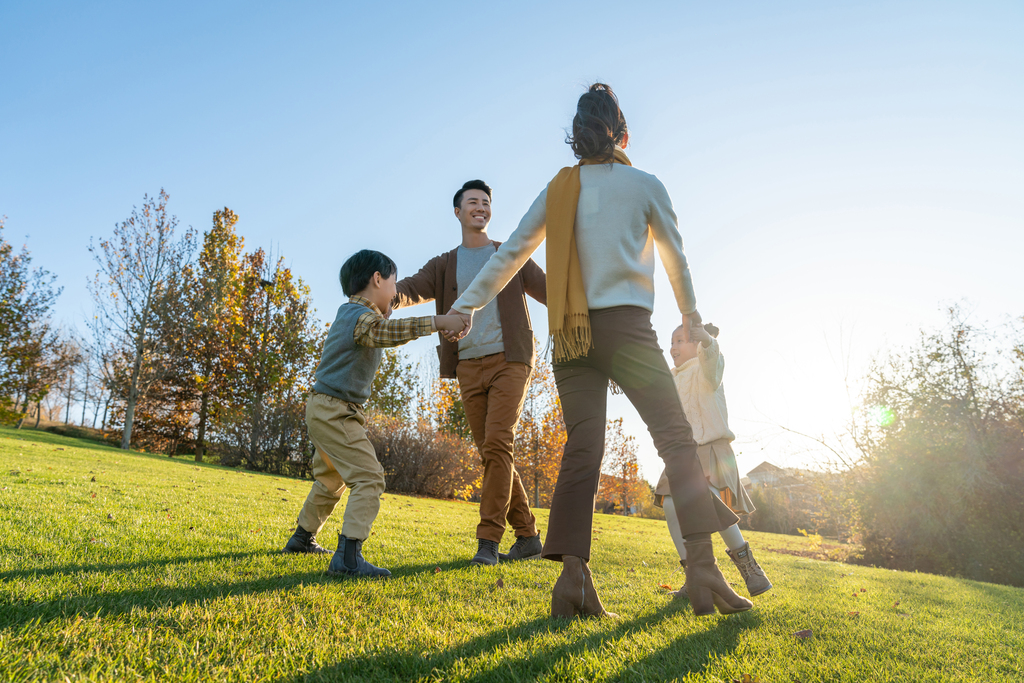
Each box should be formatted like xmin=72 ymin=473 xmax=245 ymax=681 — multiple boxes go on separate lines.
xmin=647 ymin=177 xmax=698 ymax=318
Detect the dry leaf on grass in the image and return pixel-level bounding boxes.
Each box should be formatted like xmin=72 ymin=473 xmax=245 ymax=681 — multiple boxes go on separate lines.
xmin=658 ymin=584 xmax=673 ymax=591
xmin=434 ymin=566 xmax=441 ymax=573
xmin=495 ymin=578 xmax=504 ymax=589
xmin=793 ymin=629 xmax=813 ymax=639
xmin=732 ymin=675 xmax=762 ymax=683
xmin=848 ymin=611 xmax=860 ymax=617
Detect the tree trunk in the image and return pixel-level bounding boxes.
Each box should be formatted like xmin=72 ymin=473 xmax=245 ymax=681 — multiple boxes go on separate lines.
xmin=122 ymin=342 xmax=145 ymax=450
xmin=195 ymin=390 xmax=210 ymax=462
xmin=64 ymin=371 xmax=74 ymax=424
xmin=80 ymin=368 xmax=90 ymax=425
xmin=249 ymin=291 xmax=272 ymax=466
xmin=34 ymin=400 xmax=42 ymax=428
xmin=101 ymin=393 xmax=110 ymax=431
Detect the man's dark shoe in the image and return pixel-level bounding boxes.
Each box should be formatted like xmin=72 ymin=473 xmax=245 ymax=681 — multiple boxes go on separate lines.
xmin=470 ymin=538 xmax=499 ymax=566
xmin=283 ymin=525 xmax=332 ymax=555
xmin=326 ymin=534 xmax=391 ymax=579
xmin=499 ymin=534 xmax=543 ymax=562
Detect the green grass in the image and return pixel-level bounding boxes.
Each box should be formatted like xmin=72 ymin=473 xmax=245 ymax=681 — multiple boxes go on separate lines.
xmin=1 ymin=428 xmax=1021 ymax=682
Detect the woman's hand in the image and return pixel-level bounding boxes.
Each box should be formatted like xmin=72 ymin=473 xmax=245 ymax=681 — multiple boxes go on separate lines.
xmin=680 ymin=310 xmax=702 ymax=342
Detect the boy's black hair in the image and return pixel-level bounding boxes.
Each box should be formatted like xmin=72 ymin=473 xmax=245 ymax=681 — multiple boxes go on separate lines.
xmin=453 ymin=179 xmax=492 ymax=209
xmin=339 ymin=249 xmax=397 ymax=297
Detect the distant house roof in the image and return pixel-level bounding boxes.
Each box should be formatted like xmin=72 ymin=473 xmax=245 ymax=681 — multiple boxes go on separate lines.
xmin=747 ymin=461 xmax=785 ymax=476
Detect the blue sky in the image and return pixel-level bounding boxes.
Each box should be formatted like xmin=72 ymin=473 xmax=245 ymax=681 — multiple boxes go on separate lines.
xmin=3 ymin=1 xmax=1022 ymax=481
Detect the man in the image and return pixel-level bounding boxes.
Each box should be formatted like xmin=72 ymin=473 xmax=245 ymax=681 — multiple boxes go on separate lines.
xmin=394 ymin=179 xmax=546 ymax=566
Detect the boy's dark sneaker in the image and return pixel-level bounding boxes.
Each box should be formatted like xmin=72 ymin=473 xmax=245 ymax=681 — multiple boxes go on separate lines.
xmin=498 ymin=534 xmax=543 ymax=562
xmin=327 ymin=534 xmax=391 ymax=579
xmin=470 ymin=539 xmax=499 ymax=566
xmin=283 ymin=525 xmax=332 ymax=555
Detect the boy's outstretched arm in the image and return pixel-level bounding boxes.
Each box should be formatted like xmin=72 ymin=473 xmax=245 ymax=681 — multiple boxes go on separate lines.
xmin=353 ymin=309 xmax=435 ymax=348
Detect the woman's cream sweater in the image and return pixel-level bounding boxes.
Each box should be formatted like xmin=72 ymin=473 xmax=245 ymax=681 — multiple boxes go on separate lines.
xmin=452 ymin=162 xmax=696 ymax=315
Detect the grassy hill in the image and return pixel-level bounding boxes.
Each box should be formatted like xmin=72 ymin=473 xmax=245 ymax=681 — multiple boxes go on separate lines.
xmin=1 ymin=428 xmax=1021 ymax=682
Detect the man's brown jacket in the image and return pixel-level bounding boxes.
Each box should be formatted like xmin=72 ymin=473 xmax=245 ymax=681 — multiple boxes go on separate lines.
xmin=394 ymin=241 xmax=546 ymax=378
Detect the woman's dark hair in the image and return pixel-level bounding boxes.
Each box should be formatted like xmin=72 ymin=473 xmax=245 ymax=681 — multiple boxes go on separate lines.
xmin=453 ymin=179 xmax=492 ymax=209
xmin=566 ymin=83 xmax=628 ymax=161
xmin=339 ymin=249 xmax=397 ymax=296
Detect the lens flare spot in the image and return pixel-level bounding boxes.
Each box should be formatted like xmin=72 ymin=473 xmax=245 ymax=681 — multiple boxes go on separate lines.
xmin=871 ymin=405 xmax=895 ymax=427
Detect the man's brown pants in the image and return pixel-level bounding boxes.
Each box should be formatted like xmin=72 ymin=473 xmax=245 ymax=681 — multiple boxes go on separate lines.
xmin=456 ymin=352 xmax=538 ymax=543
xmin=543 ymin=306 xmax=738 ymax=562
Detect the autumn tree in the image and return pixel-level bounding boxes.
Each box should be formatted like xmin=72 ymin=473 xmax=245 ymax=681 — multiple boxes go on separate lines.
xmin=186 ymin=208 xmax=244 ymax=460
xmin=0 ymin=218 xmax=63 ymax=424
xmin=429 ymin=375 xmax=471 ymax=439
xmin=600 ymin=417 xmax=644 ymax=514
xmin=217 ymin=248 xmax=325 ymax=472
xmin=368 ymin=349 xmax=418 ymax=420
xmin=89 ymin=190 xmax=195 ymax=449
xmin=514 ymin=345 xmax=565 ymax=508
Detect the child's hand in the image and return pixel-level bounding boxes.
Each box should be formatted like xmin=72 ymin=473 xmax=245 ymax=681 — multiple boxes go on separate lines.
xmin=689 ymin=324 xmax=713 ymax=346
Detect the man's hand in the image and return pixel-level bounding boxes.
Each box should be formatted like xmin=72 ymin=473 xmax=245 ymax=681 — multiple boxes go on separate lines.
xmin=434 ymin=314 xmax=467 ymax=339
xmin=442 ymin=308 xmax=472 ymax=342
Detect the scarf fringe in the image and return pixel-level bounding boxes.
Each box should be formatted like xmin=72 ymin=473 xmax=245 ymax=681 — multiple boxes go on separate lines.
xmin=551 ymin=313 xmax=592 ymax=363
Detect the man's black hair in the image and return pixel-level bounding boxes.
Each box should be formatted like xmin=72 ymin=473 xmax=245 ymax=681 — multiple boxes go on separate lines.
xmin=453 ymin=179 xmax=492 ymax=209
xmin=339 ymin=249 xmax=397 ymax=297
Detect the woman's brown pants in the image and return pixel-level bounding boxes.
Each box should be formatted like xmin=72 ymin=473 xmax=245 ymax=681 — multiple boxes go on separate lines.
xmin=542 ymin=306 xmax=738 ymax=562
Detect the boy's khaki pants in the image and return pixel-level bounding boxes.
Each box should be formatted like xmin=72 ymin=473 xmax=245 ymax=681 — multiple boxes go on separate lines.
xmin=297 ymin=392 xmax=385 ymax=541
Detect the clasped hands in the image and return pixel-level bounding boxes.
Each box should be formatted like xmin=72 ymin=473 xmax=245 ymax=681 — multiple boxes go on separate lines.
xmin=434 ymin=308 xmax=473 ymax=342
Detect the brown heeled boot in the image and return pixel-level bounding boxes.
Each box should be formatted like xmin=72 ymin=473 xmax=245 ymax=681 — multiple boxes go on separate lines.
xmin=683 ymin=537 xmax=753 ymax=616
xmin=669 ymin=559 xmax=688 ymax=599
xmin=551 ymin=556 xmax=618 ymax=619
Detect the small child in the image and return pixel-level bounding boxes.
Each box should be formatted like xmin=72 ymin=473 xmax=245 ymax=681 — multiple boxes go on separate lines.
xmin=283 ymin=249 xmax=466 ymax=578
xmin=655 ymin=321 xmax=773 ymax=597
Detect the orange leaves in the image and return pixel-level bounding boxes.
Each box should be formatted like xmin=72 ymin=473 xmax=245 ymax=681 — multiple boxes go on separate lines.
xmin=658 ymin=583 xmax=673 ymax=591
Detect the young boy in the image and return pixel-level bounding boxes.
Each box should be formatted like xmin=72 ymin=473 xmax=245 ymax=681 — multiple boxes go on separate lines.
xmin=283 ymin=249 xmax=466 ymax=578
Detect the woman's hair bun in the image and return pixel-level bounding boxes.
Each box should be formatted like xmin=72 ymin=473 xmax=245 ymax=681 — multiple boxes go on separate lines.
xmin=566 ymin=83 xmax=628 ymax=161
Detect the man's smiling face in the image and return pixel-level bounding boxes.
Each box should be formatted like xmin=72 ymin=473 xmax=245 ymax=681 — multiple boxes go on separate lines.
xmin=455 ymin=189 xmax=492 ymax=231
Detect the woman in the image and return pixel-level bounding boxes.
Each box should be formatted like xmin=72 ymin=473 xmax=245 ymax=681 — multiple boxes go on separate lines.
xmin=449 ymin=84 xmax=750 ymax=618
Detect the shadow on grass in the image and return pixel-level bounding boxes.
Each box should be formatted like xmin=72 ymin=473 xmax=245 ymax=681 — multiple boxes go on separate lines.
xmin=0 ymin=551 xmax=486 ymax=630
xmin=289 ymin=601 xmax=760 ymax=683
xmin=0 ymin=550 xmax=278 ymax=581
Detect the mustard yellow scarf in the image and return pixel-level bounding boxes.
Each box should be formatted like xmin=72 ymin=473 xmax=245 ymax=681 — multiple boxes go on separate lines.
xmin=545 ymin=147 xmax=632 ymax=362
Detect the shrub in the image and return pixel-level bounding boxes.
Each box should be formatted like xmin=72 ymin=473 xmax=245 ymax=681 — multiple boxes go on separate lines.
xmin=366 ymin=412 xmax=481 ymax=499
xmin=855 ymin=310 xmax=1024 ymax=586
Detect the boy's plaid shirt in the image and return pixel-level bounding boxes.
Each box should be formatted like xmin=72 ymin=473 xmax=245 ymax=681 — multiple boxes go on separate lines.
xmin=350 ymin=295 xmax=434 ymax=348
